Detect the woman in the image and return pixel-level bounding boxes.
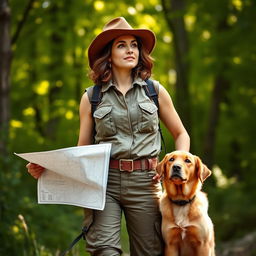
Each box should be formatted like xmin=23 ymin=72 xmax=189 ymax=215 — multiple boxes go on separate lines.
xmin=27 ymin=17 xmax=190 ymax=256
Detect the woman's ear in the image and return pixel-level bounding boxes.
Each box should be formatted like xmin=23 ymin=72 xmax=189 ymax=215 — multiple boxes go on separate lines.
xmin=195 ymin=156 xmax=212 ymax=183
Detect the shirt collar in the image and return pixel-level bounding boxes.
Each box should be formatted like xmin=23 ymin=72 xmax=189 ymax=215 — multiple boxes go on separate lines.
xmin=101 ymin=77 xmax=147 ymax=93
xmin=101 ymin=81 xmax=115 ymax=93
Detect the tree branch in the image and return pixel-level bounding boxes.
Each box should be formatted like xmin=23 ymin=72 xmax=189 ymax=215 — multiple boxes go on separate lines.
xmin=11 ymin=0 xmax=35 ymax=45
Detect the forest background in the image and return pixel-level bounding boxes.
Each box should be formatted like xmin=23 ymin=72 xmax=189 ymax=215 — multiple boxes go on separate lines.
xmin=1 ymin=0 xmax=256 ymax=255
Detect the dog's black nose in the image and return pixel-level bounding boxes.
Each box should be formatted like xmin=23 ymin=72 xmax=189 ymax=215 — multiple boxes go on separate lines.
xmin=172 ymin=164 xmax=181 ymax=173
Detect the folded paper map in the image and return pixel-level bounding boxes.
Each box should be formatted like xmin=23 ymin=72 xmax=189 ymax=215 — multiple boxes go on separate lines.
xmin=15 ymin=144 xmax=112 ymax=210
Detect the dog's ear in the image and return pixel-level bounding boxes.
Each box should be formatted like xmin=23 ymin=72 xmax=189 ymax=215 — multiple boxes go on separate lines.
xmin=195 ymin=156 xmax=212 ymax=183
xmin=156 ymin=159 xmax=165 ymax=177
xmin=156 ymin=154 xmax=169 ymax=176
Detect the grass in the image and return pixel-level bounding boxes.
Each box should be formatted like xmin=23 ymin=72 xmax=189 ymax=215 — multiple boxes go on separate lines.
xmin=14 ymin=212 xmax=130 ymax=256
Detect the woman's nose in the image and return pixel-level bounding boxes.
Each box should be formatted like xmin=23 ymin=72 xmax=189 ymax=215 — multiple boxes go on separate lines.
xmin=126 ymin=46 xmax=133 ymax=53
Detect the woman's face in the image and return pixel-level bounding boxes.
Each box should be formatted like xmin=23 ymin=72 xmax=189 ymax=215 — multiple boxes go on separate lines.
xmin=110 ymin=35 xmax=139 ymax=72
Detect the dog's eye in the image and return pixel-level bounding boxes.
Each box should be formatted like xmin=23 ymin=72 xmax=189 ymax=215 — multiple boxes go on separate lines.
xmin=185 ymin=158 xmax=191 ymax=163
xmin=169 ymin=157 xmax=175 ymax=162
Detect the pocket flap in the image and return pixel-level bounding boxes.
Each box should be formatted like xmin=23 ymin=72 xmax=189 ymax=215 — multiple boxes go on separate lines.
xmin=139 ymin=102 xmax=158 ymax=114
xmin=93 ymin=106 xmax=112 ymax=119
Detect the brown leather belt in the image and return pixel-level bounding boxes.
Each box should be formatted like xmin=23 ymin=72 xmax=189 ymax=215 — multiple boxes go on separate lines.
xmin=109 ymin=158 xmax=158 ymax=172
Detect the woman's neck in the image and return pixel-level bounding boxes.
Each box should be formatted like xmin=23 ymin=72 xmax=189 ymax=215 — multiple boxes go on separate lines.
xmin=112 ymin=68 xmax=133 ymax=94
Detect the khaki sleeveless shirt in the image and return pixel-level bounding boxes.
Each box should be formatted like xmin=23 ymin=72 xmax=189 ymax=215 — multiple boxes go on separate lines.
xmin=86 ymin=78 xmax=161 ymax=159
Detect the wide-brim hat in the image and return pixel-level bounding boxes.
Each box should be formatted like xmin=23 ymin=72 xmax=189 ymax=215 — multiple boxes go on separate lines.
xmin=88 ymin=17 xmax=156 ymax=69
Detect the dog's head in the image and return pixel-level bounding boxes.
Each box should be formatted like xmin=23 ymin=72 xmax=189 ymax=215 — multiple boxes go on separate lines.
xmin=157 ymin=151 xmax=211 ymax=186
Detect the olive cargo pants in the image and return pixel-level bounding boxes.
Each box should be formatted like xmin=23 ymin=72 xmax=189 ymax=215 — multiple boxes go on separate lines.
xmin=85 ymin=168 xmax=164 ymax=256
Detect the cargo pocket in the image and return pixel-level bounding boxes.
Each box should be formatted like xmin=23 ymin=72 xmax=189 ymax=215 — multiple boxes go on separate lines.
xmin=138 ymin=102 xmax=158 ymax=133
xmin=93 ymin=105 xmax=116 ymax=137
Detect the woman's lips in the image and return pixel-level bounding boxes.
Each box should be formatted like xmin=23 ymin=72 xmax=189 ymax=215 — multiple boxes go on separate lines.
xmin=124 ymin=56 xmax=135 ymax=60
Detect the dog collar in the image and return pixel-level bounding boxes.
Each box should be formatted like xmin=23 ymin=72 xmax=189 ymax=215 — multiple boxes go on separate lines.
xmin=170 ymin=195 xmax=196 ymax=206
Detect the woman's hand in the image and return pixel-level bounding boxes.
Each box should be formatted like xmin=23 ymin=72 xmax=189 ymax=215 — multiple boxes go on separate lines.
xmin=152 ymin=173 xmax=162 ymax=182
xmin=26 ymin=163 xmax=45 ymax=179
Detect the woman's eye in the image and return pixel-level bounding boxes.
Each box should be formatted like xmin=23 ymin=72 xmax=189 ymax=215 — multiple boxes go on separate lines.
xmin=117 ymin=44 xmax=124 ymax=48
xmin=131 ymin=43 xmax=138 ymax=48
xmin=169 ymin=157 xmax=175 ymax=162
xmin=185 ymin=159 xmax=191 ymax=163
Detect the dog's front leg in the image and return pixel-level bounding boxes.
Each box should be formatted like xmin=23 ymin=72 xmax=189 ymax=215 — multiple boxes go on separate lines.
xmin=195 ymin=244 xmax=212 ymax=256
xmin=163 ymin=226 xmax=181 ymax=256
xmin=164 ymin=244 xmax=179 ymax=256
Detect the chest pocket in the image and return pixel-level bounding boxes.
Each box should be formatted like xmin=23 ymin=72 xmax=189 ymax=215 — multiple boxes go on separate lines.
xmin=138 ymin=102 xmax=158 ymax=133
xmin=93 ymin=105 xmax=117 ymax=137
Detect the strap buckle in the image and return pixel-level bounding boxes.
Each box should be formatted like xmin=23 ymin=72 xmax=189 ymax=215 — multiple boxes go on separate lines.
xmin=119 ymin=159 xmax=134 ymax=172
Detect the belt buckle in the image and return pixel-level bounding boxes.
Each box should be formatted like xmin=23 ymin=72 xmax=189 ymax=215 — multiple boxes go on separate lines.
xmin=119 ymin=159 xmax=133 ymax=172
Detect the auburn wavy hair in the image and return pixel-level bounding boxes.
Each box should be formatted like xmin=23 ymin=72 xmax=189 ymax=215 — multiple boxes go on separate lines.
xmin=89 ymin=37 xmax=154 ymax=85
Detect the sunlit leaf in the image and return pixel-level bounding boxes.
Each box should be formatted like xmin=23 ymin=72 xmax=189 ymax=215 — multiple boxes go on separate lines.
xmin=185 ymin=14 xmax=196 ymax=31
xmin=94 ymin=1 xmax=105 ymax=11
xmin=11 ymin=225 xmax=19 ymax=234
xmin=34 ymin=80 xmax=50 ymax=95
xmin=233 ymin=56 xmax=241 ymax=64
xmin=232 ymin=0 xmax=243 ymax=11
xmin=201 ymin=30 xmax=211 ymax=41
xmin=65 ymin=110 xmax=74 ymax=120
xmin=10 ymin=120 xmax=23 ymax=128
xmin=23 ymin=107 xmax=36 ymax=116
xmin=128 ymin=6 xmax=137 ymax=15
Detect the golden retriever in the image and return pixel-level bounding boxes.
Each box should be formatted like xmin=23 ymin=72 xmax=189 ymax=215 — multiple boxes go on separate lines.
xmin=157 ymin=150 xmax=215 ymax=256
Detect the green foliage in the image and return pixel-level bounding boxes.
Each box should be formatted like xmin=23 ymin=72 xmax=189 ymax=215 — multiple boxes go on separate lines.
xmin=1 ymin=0 xmax=256 ymax=254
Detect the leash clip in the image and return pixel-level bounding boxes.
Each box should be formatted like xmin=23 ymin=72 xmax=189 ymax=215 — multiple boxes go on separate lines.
xmin=60 ymin=226 xmax=88 ymax=256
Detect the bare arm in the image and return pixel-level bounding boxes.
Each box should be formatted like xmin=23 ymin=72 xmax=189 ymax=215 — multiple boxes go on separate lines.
xmin=158 ymin=84 xmax=190 ymax=151
xmin=77 ymin=91 xmax=94 ymax=146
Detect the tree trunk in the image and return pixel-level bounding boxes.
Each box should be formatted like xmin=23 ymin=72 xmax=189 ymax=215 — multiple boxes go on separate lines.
xmin=0 ymin=0 xmax=11 ymax=156
xmin=161 ymin=0 xmax=191 ymax=135
xmin=44 ymin=3 xmax=66 ymax=139
xmin=203 ymin=19 xmax=230 ymax=167
xmin=203 ymin=74 xmax=230 ymax=167
xmin=0 ymin=0 xmax=35 ymax=157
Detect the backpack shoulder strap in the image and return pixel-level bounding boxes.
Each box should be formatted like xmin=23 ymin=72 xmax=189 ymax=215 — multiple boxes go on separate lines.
xmin=144 ymin=79 xmax=166 ymax=154
xmin=90 ymin=84 xmax=102 ymax=116
xmin=144 ymin=79 xmax=159 ymax=111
